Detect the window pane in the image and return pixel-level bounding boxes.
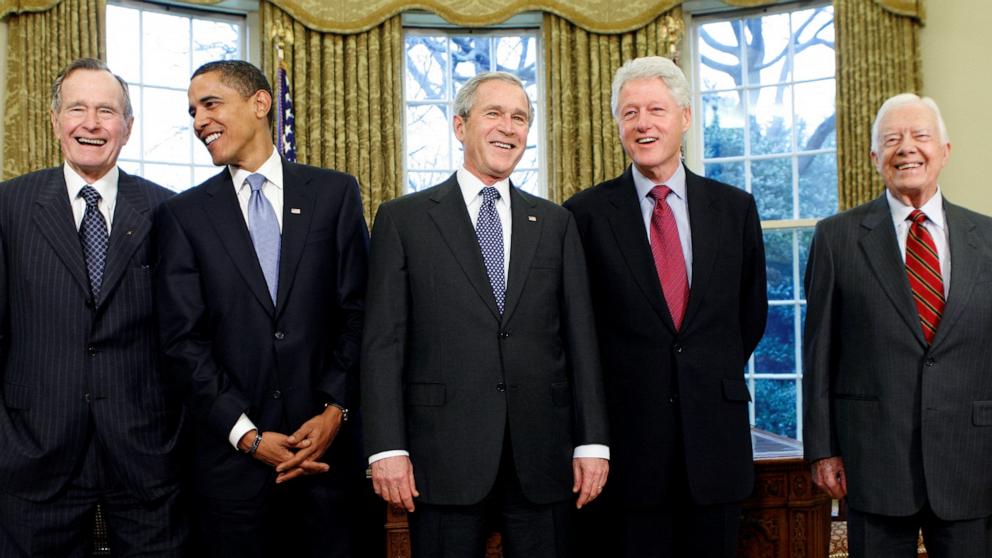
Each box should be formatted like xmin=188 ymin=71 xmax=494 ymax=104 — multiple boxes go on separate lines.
xmin=798 ymin=227 xmax=814 ymax=294
xmin=795 ymin=80 xmax=835 ymax=151
xmin=407 ymin=104 xmax=450 ymax=170
xmin=764 ymin=229 xmax=794 ymax=300
xmin=406 ymin=36 xmax=447 ymax=101
xmin=702 ymin=91 xmax=744 ymax=158
xmin=452 ymin=36 xmax=492 ymax=94
xmin=194 ymin=165 xmax=219 ymax=185
xmin=746 ymin=12 xmax=791 ymax=85
xmin=755 ymin=304 xmax=796 ymax=374
xmin=408 ymin=171 xmax=451 ymax=193
xmin=144 ymin=163 xmax=191 ymax=192
xmin=107 ymin=5 xmax=140 ymax=83
xmin=751 ymin=157 xmax=793 ymax=220
xmin=143 ymin=87 xmax=192 ymax=164
xmin=511 ymin=170 xmax=539 ymax=195
xmin=792 ymin=7 xmax=835 ymax=82
xmin=697 ymin=20 xmax=742 ymax=91
xmin=495 ymin=36 xmax=537 ymax=87
xmin=704 ymin=161 xmax=745 ymax=190
xmin=798 ymin=153 xmax=837 ymax=219
xmin=142 ymin=11 xmax=190 ymax=88
xmin=192 ymin=18 xmax=241 ymax=68
xmin=120 ymin=84 xmax=142 ymax=162
xmin=755 ymin=378 xmax=797 ymax=437
xmin=749 ymin=85 xmax=793 ymax=156
xmin=118 ymin=160 xmax=141 ymax=176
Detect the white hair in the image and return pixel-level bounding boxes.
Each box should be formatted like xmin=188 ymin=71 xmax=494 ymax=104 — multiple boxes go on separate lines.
xmin=611 ymin=56 xmax=690 ymax=118
xmin=871 ymin=93 xmax=949 ymax=152
xmin=454 ymin=71 xmax=534 ymax=126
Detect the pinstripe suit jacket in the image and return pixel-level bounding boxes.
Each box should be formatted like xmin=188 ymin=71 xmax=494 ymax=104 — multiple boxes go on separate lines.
xmin=0 ymin=166 xmax=181 ymax=502
xmin=803 ymin=194 xmax=992 ymax=520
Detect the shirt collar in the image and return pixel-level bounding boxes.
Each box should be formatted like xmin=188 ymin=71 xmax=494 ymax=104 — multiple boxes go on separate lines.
xmin=886 ymin=187 xmax=945 ymax=230
xmin=632 ymin=163 xmax=687 ymax=202
xmin=230 ymin=146 xmax=283 ymax=193
xmin=64 ymin=162 xmax=119 ymax=204
xmin=457 ymin=167 xmax=511 ymax=207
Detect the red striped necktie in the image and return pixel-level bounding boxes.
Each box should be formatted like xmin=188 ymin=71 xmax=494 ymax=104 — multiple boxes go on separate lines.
xmin=905 ymin=209 xmax=944 ymax=344
xmin=649 ymin=185 xmax=689 ymax=330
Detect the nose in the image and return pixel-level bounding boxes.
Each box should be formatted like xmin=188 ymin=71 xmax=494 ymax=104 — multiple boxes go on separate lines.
xmin=896 ymin=135 xmax=918 ymax=154
xmin=81 ymin=108 xmax=101 ymax=129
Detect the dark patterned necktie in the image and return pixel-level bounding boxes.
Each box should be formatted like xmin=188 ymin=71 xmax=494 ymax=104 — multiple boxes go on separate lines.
xmin=475 ymin=187 xmax=505 ymax=314
xmin=905 ymin=209 xmax=944 ymax=344
xmin=246 ymin=173 xmax=281 ymax=305
xmin=78 ymin=185 xmax=109 ymax=299
xmin=648 ymin=185 xmax=689 ymax=330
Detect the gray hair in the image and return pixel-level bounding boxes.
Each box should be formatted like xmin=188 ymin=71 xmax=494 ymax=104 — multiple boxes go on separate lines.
xmin=51 ymin=58 xmax=133 ymax=120
xmin=611 ymin=56 xmax=691 ymax=118
xmin=871 ymin=93 xmax=949 ymax=152
xmin=454 ymin=72 xmax=534 ymax=126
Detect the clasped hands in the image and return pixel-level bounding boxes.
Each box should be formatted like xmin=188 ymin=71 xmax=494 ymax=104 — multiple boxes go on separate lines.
xmin=237 ymin=405 xmax=345 ymax=484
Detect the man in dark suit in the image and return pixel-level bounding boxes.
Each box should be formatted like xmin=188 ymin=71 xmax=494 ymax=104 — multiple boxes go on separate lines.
xmin=155 ymin=60 xmax=368 ymax=557
xmin=0 ymin=58 xmax=186 ymax=555
xmin=564 ymin=56 xmax=768 ymax=558
xmin=804 ymin=93 xmax=992 ymax=557
xmin=362 ymin=72 xmax=609 ymax=558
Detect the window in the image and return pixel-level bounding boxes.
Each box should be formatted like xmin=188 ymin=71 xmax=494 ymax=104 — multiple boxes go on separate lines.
xmin=692 ymin=3 xmax=836 ymax=440
xmin=404 ymin=19 xmax=543 ymax=196
xmin=107 ymin=0 xmax=245 ymax=192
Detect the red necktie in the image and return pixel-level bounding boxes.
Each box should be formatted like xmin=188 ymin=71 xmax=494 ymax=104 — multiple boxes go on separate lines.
xmin=905 ymin=209 xmax=944 ymax=344
xmin=649 ymin=185 xmax=689 ymax=330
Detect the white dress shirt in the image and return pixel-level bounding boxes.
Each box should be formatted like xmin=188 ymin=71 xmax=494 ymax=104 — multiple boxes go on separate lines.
xmin=886 ymin=188 xmax=951 ymax=296
xmin=227 ymin=147 xmax=286 ymax=449
xmin=369 ymin=168 xmax=609 ymax=464
xmin=632 ymin=163 xmax=693 ymax=286
xmin=65 ymin=164 xmax=118 ymax=234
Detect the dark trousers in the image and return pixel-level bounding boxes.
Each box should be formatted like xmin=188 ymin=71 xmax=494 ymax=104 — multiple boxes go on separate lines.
xmin=0 ymin=436 xmax=187 ymax=558
xmin=191 ymin=468 xmax=356 ymax=558
xmin=848 ymin=503 xmax=992 ymax=558
xmin=408 ymin=439 xmax=570 ymax=558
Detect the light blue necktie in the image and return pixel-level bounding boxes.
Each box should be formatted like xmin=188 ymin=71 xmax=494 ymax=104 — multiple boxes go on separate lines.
xmin=246 ymin=173 xmax=280 ymax=304
xmin=78 ymin=185 xmax=109 ymax=299
xmin=475 ymin=187 xmax=505 ymax=314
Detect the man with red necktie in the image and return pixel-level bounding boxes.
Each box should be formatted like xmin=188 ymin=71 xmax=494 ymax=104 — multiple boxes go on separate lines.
xmin=565 ymin=56 xmax=768 ymax=558
xmin=804 ymin=93 xmax=992 ymax=558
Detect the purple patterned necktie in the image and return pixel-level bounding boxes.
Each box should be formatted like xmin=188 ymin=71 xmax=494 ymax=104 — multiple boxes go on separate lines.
xmin=475 ymin=187 xmax=505 ymax=314
xmin=78 ymin=185 xmax=109 ymax=298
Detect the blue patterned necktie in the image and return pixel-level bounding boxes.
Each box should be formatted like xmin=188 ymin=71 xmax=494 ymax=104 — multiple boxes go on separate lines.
xmin=475 ymin=186 xmax=505 ymax=314
xmin=78 ymin=185 xmax=109 ymax=299
xmin=246 ymin=173 xmax=280 ymax=304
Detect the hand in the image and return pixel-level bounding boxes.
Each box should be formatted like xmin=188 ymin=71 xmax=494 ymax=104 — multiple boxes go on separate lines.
xmin=572 ymin=457 xmax=609 ymax=509
xmin=274 ymin=406 xmax=344 ymax=483
xmin=371 ymin=455 xmax=419 ymax=512
xmin=811 ymin=456 xmax=847 ymax=499
xmin=238 ymin=430 xmax=300 ymax=470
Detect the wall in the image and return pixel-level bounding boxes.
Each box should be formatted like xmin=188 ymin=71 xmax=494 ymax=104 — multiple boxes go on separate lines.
xmin=920 ymin=2 xmax=992 ymax=215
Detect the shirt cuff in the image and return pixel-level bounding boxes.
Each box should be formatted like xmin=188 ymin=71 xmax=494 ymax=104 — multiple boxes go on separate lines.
xmin=369 ymin=449 xmax=410 ymax=465
xmin=229 ymin=413 xmax=257 ymax=450
xmin=573 ymin=444 xmax=610 ymax=460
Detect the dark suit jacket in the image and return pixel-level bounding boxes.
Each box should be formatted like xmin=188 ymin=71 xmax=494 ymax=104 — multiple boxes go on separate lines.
xmin=155 ymin=160 xmax=368 ymax=499
xmin=803 ymin=195 xmax=992 ymax=520
xmin=361 ymin=174 xmax=609 ymax=506
xmin=0 ymin=166 xmax=180 ymax=502
xmin=565 ymin=165 xmax=767 ymax=508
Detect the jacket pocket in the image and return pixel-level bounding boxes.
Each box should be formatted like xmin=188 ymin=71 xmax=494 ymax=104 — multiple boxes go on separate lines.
xmin=551 ymin=381 xmax=572 ymax=407
xmin=973 ymin=401 xmax=992 ymax=426
xmin=405 ymin=383 xmax=446 ymax=407
xmin=722 ymin=379 xmax=752 ymax=402
xmin=3 ymin=382 xmax=30 ymax=410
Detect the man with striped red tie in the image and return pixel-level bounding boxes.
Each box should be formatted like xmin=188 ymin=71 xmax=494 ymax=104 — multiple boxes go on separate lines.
xmin=804 ymin=93 xmax=992 ymax=558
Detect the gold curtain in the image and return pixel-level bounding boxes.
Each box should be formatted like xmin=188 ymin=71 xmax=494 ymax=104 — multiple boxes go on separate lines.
xmin=544 ymin=8 xmax=684 ymax=203
xmin=2 ymin=0 xmax=104 ymax=179
xmin=834 ymin=0 xmax=921 ymax=209
xmin=260 ymin=1 xmax=403 ymax=223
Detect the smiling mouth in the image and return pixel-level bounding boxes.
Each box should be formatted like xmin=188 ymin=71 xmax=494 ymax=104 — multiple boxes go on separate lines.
xmin=896 ymin=162 xmax=922 ymax=170
xmin=76 ymin=137 xmax=107 ymax=146
xmin=204 ymin=132 xmax=222 ymax=146
xmin=636 ymin=138 xmax=658 ymax=144
xmin=490 ymin=141 xmax=514 ymax=150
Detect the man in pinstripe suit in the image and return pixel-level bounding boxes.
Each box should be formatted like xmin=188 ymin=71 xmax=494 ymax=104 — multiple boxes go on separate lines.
xmin=0 ymin=59 xmax=186 ymax=556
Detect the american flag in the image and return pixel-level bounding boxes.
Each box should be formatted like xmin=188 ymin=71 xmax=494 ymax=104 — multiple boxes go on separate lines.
xmin=276 ymin=61 xmax=297 ymax=162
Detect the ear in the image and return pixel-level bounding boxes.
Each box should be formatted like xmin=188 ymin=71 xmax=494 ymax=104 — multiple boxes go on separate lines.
xmin=453 ymin=113 xmax=466 ymax=143
xmin=680 ymin=104 xmax=692 ymax=133
xmin=50 ymin=110 xmax=60 ymax=138
xmin=122 ymin=116 xmax=135 ymax=145
xmin=254 ymin=90 xmax=273 ymax=122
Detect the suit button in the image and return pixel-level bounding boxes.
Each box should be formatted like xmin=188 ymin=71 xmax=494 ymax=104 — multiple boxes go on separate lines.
xmin=274 ymin=331 xmax=285 ymax=340
xmin=84 ymin=298 xmax=95 ymax=309
xmin=87 ymin=346 xmax=97 ymax=356
xmin=498 ymin=331 xmax=509 ymax=339
xmin=925 ymin=358 xmax=936 ymax=367
xmin=273 ymin=390 xmax=282 ymax=399
xmin=669 ymin=395 xmax=679 ymax=404
xmin=673 ymin=344 xmax=683 ymax=353
xmin=83 ymin=393 xmax=91 ymax=403
xmin=496 ymin=382 xmax=506 ymax=392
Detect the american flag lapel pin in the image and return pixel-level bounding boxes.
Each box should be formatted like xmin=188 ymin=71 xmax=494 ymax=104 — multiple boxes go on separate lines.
xmin=290 ymin=208 xmax=302 ymax=215
xmin=528 ymin=215 xmax=537 ymax=222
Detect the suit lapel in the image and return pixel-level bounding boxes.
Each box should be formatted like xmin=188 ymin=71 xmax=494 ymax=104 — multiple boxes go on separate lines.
xmin=98 ymin=171 xmax=151 ymax=306
xmin=501 ymin=185 xmax=542 ymax=324
xmin=858 ymin=195 xmax=925 ymax=345
xmin=930 ymin=202 xmax=981 ymax=349
xmin=274 ymin=161 xmax=315 ymax=317
xmin=32 ymin=169 xmax=91 ymax=298
xmin=683 ymin=169 xmax=719 ymax=332
xmin=605 ymin=167 xmax=675 ymax=331
xmin=427 ymin=174 xmax=501 ymax=320
xmin=203 ymin=171 xmax=275 ymax=317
